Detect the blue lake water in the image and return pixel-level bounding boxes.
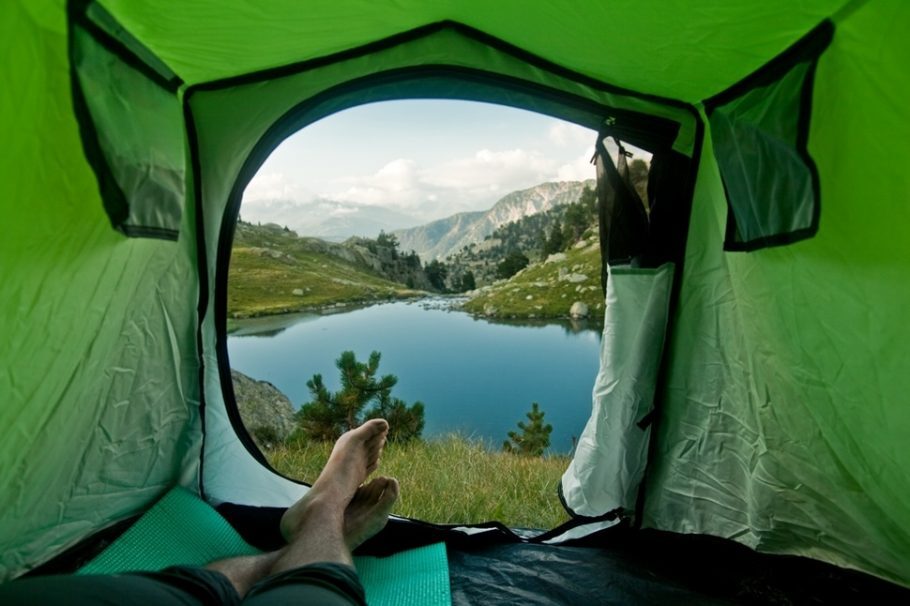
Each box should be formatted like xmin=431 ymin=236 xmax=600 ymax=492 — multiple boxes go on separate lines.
xmin=227 ymin=299 xmax=601 ymax=453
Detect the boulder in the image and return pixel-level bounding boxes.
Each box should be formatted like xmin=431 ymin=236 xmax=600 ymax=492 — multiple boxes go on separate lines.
xmin=545 ymin=252 xmax=567 ymax=263
xmin=569 ymin=301 xmax=589 ymax=318
xmin=291 ymin=288 xmax=304 ymax=296
xmin=231 ymin=370 xmax=297 ymax=448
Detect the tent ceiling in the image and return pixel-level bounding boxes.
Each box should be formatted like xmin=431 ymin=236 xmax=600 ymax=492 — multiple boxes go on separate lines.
xmin=100 ymin=0 xmax=849 ymax=102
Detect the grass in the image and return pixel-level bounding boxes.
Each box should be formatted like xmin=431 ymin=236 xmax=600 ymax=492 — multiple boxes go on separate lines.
xmin=462 ymin=240 xmax=604 ymax=321
xmin=228 ymin=221 xmax=425 ymax=318
xmin=229 ymin=247 xmax=421 ymax=317
xmin=267 ymin=434 xmax=572 ymax=530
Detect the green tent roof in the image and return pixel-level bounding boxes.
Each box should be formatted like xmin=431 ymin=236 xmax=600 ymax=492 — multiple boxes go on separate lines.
xmin=102 ymin=0 xmax=848 ymax=101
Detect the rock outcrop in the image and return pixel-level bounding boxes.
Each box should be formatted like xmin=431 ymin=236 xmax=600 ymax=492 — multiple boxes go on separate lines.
xmin=231 ymin=369 xmax=297 ymax=448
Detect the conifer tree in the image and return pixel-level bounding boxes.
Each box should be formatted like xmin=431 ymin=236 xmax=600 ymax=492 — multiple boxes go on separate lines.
xmin=297 ymin=351 xmax=424 ymax=442
xmin=459 ymin=270 xmax=476 ymax=292
xmin=544 ymin=220 xmax=565 ymax=254
xmin=496 ymin=250 xmax=529 ymax=279
xmin=503 ymin=402 xmax=553 ymax=456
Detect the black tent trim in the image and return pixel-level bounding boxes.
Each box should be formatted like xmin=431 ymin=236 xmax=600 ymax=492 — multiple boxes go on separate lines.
xmin=72 ymin=0 xmax=183 ymax=93
xmin=183 ymin=94 xmax=210 ymax=498
xmin=703 ymin=20 xmax=833 ymax=110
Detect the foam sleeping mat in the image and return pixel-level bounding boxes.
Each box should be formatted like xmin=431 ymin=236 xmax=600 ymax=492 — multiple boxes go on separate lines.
xmin=78 ymin=487 xmax=451 ymax=606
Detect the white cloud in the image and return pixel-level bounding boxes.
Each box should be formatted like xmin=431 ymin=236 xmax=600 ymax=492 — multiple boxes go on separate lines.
xmin=242 ymin=118 xmax=600 ymax=227
xmin=288 ymin=143 xmax=601 ymax=223
xmin=548 ymin=121 xmax=595 ymax=148
xmin=372 ymin=158 xmax=417 ymax=192
xmin=556 ymin=147 xmax=596 ymax=182
xmin=423 ymin=148 xmax=553 ymax=191
xmin=322 ymin=150 xmax=549 ymax=219
xmin=242 ymin=171 xmax=312 ymax=203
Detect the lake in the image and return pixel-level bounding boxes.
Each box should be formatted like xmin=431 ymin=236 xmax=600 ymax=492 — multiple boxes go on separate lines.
xmin=227 ymin=299 xmax=602 ymax=453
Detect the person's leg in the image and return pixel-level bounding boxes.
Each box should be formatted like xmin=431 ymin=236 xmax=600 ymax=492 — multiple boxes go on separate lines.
xmin=204 ymin=475 xmax=399 ymax=598
xmin=0 ymin=566 xmax=239 ymax=606
xmin=241 ymin=475 xmax=399 ymax=606
xmin=203 ymin=552 xmax=283 ymax=599
xmin=204 ymin=418 xmax=397 ymax=601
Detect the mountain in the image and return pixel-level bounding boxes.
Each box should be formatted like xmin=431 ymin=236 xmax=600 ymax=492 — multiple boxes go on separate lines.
xmin=392 ymin=180 xmax=594 ymax=261
xmin=240 ymin=198 xmax=418 ymax=241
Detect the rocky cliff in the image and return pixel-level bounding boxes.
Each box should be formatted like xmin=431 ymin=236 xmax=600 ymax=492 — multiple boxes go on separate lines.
xmin=393 ymin=180 xmax=594 ymax=261
xmin=232 ymin=369 xmax=297 ymax=449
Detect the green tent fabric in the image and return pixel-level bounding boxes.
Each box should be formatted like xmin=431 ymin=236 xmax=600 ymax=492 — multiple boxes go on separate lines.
xmin=78 ymin=487 xmax=451 ymax=606
xmin=1 ymin=0 xmax=908 ymax=593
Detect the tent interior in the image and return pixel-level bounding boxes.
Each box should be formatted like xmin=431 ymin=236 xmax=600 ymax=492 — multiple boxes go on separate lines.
xmin=2 ymin=0 xmax=909 ymax=602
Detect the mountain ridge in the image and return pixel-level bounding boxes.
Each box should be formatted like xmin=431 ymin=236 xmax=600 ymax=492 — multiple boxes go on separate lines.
xmin=240 ymin=197 xmax=418 ymax=241
xmin=392 ymin=180 xmax=594 ymax=261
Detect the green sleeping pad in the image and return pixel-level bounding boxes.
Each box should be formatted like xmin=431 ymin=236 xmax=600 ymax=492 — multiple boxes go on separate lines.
xmin=78 ymin=487 xmax=450 ymax=606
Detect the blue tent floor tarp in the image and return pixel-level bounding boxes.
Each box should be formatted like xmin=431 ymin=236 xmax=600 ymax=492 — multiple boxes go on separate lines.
xmin=445 ymin=534 xmax=910 ymax=605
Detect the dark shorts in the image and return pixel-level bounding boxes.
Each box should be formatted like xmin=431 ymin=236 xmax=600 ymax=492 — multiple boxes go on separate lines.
xmin=0 ymin=562 xmax=366 ymax=606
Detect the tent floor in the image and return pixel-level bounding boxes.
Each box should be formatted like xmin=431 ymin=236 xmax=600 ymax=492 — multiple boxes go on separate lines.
xmin=32 ymin=505 xmax=910 ymax=605
xmin=445 ymin=530 xmax=910 ymax=605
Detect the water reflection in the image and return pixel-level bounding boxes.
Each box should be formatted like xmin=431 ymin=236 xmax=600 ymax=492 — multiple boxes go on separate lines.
xmin=470 ymin=314 xmax=598 ymax=336
xmin=228 ymin=312 xmax=322 ymax=337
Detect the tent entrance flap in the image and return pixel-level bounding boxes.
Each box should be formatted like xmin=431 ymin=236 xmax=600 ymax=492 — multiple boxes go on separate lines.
xmin=560 ymin=263 xmax=674 ymax=518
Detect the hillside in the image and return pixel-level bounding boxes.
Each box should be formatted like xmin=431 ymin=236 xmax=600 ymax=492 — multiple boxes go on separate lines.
xmin=228 ymin=178 xmax=613 ymax=317
xmin=462 ymin=238 xmax=604 ymax=322
xmin=228 ymin=222 xmax=425 ymax=318
xmin=393 ymin=180 xmax=593 ymax=261
xmin=445 ymin=184 xmax=598 ymax=287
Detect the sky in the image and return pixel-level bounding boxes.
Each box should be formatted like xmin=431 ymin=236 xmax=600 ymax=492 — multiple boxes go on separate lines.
xmin=241 ymin=99 xmax=600 ymax=233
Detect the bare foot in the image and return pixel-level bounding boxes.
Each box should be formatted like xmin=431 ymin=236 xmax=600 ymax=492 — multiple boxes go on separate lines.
xmin=280 ymin=419 xmax=389 ymax=542
xmin=344 ymin=477 xmax=399 ymax=551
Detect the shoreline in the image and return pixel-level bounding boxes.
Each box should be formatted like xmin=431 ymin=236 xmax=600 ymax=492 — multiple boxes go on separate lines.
xmin=228 ymin=293 xmax=602 ymax=336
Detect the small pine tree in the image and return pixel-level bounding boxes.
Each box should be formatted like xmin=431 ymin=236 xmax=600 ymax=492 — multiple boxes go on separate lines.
xmin=503 ymin=402 xmax=553 ymax=456
xmin=297 ymin=351 xmax=424 ymax=442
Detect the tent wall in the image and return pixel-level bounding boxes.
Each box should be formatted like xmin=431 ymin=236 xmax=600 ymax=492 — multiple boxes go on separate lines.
xmin=643 ymin=0 xmax=910 ymax=586
xmin=0 ymin=1 xmax=203 ymax=582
